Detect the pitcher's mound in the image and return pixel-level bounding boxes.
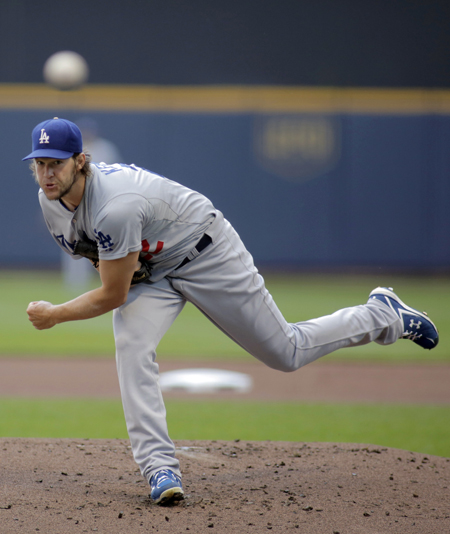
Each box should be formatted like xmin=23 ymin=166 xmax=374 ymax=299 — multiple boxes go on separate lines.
xmin=1 ymin=438 xmax=448 ymax=533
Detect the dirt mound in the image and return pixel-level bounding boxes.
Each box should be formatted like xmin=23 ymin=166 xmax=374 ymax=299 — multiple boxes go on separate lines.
xmin=1 ymin=438 xmax=449 ymax=533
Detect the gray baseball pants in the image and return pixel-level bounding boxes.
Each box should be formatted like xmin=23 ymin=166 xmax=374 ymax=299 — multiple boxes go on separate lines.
xmin=113 ymin=216 xmax=402 ymax=483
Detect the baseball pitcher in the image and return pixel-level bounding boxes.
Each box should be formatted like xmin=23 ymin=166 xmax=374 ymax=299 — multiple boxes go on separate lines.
xmin=24 ymin=118 xmax=439 ymax=505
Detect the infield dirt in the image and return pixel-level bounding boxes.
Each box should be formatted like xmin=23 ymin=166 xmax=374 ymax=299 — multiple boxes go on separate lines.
xmin=1 ymin=437 xmax=449 ymax=534
xmin=1 ymin=360 xmax=449 ymax=533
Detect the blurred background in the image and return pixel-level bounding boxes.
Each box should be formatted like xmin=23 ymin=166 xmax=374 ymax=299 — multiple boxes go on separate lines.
xmin=1 ymin=0 xmax=449 ymax=273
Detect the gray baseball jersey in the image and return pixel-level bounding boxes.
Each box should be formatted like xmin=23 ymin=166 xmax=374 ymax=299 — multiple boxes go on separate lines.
xmin=38 ymin=162 xmax=402 ymax=484
xmin=39 ymin=163 xmax=216 ymax=281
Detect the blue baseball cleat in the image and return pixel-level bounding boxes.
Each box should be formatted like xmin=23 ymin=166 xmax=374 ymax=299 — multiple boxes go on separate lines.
xmin=150 ymin=469 xmax=184 ymax=505
xmin=369 ymin=287 xmax=439 ymax=350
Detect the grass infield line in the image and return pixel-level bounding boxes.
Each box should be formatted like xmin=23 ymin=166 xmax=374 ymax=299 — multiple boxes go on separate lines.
xmin=1 ymin=398 xmax=449 ymax=458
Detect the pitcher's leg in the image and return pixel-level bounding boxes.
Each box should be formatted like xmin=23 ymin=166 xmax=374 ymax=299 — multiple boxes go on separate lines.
xmin=171 ymin=223 xmax=402 ymax=372
xmin=283 ymin=298 xmax=401 ymax=370
xmin=113 ymin=279 xmax=185 ymax=482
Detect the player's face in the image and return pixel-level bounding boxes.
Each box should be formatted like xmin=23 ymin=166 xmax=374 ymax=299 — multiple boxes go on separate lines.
xmin=34 ymin=157 xmax=81 ymax=201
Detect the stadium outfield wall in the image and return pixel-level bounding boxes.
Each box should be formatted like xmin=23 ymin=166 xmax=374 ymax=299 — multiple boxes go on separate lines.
xmin=2 ymin=85 xmax=449 ymax=271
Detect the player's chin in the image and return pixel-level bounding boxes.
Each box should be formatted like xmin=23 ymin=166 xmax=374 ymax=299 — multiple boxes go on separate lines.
xmin=42 ymin=187 xmax=62 ymax=201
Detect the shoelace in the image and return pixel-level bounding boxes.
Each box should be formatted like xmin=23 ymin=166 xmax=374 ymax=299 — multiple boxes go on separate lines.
xmin=402 ymin=331 xmax=423 ymax=341
xmin=153 ymin=470 xmax=176 ymax=488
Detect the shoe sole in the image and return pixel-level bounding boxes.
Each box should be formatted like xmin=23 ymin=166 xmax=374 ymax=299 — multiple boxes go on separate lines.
xmin=154 ymin=486 xmax=184 ymax=505
xmin=369 ymin=286 xmax=439 ymax=337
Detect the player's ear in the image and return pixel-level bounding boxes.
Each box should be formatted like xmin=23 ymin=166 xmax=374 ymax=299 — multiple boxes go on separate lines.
xmin=76 ymin=153 xmax=86 ymax=170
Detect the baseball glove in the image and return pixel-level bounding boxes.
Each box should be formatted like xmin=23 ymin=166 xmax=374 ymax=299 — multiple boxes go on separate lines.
xmin=73 ymin=239 xmax=152 ymax=286
xmin=73 ymin=238 xmax=99 ymax=268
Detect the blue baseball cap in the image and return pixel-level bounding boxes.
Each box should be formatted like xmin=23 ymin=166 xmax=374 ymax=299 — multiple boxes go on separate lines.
xmin=22 ymin=117 xmax=83 ymax=160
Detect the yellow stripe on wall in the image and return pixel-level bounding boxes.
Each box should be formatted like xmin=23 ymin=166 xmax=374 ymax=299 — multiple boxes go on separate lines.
xmin=1 ymin=84 xmax=450 ymax=114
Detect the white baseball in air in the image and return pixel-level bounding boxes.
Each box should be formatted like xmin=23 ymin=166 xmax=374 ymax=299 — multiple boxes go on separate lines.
xmin=43 ymin=51 xmax=89 ymax=91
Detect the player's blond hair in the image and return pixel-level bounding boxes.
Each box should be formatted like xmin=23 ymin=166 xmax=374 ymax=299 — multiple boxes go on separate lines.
xmin=73 ymin=152 xmax=92 ymax=178
xmin=29 ymin=151 xmax=92 ymax=182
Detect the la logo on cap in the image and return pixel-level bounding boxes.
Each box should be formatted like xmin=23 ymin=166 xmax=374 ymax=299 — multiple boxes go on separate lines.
xmin=38 ymin=116 xmax=58 ymax=145
xmin=39 ymin=129 xmax=50 ymax=144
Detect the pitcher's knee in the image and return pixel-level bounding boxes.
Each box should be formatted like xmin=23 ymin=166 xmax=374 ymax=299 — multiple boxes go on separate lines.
xmin=254 ymin=352 xmax=300 ymax=373
xmin=252 ymin=342 xmax=316 ymax=372
xmin=275 ymin=360 xmax=301 ymax=373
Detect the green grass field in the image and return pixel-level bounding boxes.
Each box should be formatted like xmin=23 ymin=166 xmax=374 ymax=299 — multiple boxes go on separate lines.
xmin=1 ymin=270 xmax=449 ymax=361
xmin=1 ymin=270 xmax=449 ymax=457
xmin=1 ymin=398 xmax=449 ymax=457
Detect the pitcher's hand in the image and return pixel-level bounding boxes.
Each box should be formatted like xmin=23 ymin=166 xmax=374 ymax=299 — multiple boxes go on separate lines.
xmin=27 ymin=301 xmax=57 ymax=330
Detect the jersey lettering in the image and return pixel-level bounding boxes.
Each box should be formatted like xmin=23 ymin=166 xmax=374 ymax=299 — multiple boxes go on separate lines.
xmin=95 ymin=162 xmax=140 ymax=175
xmin=54 ymin=233 xmax=75 ymax=251
xmin=94 ymin=229 xmax=115 ymax=251
xmin=141 ymin=239 xmax=164 ymax=260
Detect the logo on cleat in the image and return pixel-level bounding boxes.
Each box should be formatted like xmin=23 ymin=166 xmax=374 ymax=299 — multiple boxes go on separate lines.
xmin=409 ymin=319 xmax=422 ymax=330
